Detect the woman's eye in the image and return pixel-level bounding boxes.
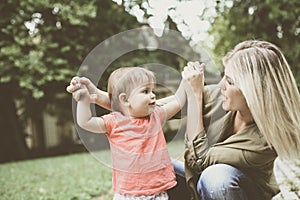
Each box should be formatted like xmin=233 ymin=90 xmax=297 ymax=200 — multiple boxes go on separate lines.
xmin=226 ymin=79 xmax=234 ymax=85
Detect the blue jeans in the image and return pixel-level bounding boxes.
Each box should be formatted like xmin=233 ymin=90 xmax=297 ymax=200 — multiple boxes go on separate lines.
xmin=172 ymin=161 xmax=264 ymax=200
xmin=167 ymin=159 xmax=190 ymax=200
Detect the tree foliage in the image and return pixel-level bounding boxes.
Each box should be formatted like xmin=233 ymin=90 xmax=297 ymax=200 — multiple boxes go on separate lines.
xmin=0 ymin=0 xmax=146 ymax=161
xmin=0 ymin=0 xmax=142 ymax=107
xmin=211 ymin=0 xmax=300 ymax=86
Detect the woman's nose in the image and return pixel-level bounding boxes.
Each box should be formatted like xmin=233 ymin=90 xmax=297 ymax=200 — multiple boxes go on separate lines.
xmin=218 ymin=76 xmax=226 ymax=90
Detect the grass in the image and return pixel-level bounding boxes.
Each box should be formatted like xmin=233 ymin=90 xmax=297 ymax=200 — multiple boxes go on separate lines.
xmin=2 ymin=140 xmax=299 ymax=199
xmin=0 ymin=140 xmax=185 ymax=200
xmin=0 ymin=152 xmax=113 ymax=200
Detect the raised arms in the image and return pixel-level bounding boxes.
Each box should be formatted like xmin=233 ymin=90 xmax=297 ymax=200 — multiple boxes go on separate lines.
xmin=67 ymin=77 xmax=111 ymax=111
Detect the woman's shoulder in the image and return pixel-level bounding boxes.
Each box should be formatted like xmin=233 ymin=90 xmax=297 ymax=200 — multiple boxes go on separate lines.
xmin=233 ymin=124 xmax=273 ymax=151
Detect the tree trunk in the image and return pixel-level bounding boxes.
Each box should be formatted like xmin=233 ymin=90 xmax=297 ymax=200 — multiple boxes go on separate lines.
xmin=0 ymin=94 xmax=28 ymax=163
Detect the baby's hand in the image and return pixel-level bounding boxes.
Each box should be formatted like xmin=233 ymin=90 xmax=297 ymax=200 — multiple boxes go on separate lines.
xmin=66 ymin=76 xmax=82 ymax=93
xmin=66 ymin=77 xmax=97 ymax=102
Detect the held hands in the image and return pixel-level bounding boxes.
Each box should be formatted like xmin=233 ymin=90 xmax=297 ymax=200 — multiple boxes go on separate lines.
xmin=66 ymin=77 xmax=98 ymax=103
xmin=182 ymin=61 xmax=205 ymax=95
xmin=66 ymin=62 xmax=204 ymax=104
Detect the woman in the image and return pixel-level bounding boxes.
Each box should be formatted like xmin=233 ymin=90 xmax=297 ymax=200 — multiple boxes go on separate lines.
xmin=181 ymin=40 xmax=300 ymax=200
xmin=67 ymin=40 xmax=300 ymax=200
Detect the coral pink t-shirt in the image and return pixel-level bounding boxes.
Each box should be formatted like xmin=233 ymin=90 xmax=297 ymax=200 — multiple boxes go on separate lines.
xmin=101 ymin=107 xmax=176 ymax=196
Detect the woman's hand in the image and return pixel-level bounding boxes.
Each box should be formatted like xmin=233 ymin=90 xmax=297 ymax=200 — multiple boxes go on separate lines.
xmin=182 ymin=61 xmax=205 ymax=96
xmin=66 ymin=77 xmax=98 ymax=103
xmin=66 ymin=76 xmax=112 ymax=110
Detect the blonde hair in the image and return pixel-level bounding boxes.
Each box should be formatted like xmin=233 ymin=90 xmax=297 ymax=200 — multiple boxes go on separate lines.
xmin=107 ymin=67 xmax=156 ymax=112
xmin=223 ymin=40 xmax=300 ymax=159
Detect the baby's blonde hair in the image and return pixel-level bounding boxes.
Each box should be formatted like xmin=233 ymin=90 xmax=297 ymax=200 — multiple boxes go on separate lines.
xmin=107 ymin=67 xmax=156 ymax=112
xmin=223 ymin=40 xmax=300 ymax=159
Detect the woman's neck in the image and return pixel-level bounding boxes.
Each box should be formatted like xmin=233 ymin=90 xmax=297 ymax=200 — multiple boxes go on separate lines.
xmin=233 ymin=110 xmax=254 ymax=134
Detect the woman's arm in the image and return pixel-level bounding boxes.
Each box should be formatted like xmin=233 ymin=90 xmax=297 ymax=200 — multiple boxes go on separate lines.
xmin=183 ymin=62 xmax=205 ymax=141
xmin=182 ymin=62 xmax=209 ymax=174
xmin=76 ymin=87 xmax=107 ymax=133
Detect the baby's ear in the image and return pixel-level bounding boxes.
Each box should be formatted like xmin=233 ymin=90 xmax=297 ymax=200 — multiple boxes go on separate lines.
xmin=119 ymin=93 xmax=129 ymax=106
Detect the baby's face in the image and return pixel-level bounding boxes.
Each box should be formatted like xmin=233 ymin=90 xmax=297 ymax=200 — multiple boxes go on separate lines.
xmin=127 ymin=83 xmax=156 ymax=118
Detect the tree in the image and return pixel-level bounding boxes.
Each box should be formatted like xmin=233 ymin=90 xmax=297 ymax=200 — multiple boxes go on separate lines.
xmin=0 ymin=0 xmax=146 ymax=162
xmin=211 ymin=0 xmax=300 ymax=86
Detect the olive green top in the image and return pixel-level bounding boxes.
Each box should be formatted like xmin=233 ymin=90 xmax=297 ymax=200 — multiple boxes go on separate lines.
xmin=184 ymin=84 xmax=279 ymax=200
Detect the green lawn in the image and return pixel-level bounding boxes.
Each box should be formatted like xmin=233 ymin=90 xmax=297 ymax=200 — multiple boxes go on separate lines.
xmin=6 ymin=140 xmax=300 ymax=199
xmin=0 ymin=140 xmax=185 ymax=200
xmin=0 ymin=152 xmax=113 ymax=200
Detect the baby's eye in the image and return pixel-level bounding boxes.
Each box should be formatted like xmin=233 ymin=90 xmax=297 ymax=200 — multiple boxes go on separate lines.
xmin=143 ymin=89 xmax=149 ymax=94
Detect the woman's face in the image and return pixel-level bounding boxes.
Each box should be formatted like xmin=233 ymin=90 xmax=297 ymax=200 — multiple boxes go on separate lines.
xmin=218 ymin=66 xmax=249 ymax=112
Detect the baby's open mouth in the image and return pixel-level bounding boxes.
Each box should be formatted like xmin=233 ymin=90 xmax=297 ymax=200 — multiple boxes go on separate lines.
xmin=149 ymin=102 xmax=156 ymax=106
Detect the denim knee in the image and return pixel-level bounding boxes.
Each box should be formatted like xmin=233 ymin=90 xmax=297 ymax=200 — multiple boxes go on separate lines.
xmin=197 ymin=164 xmax=255 ymax=200
xmin=198 ymin=164 xmax=238 ymax=192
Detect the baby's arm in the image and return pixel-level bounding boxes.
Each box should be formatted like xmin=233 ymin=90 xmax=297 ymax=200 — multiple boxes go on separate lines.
xmin=76 ymin=86 xmax=107 ymax=133
xmin=67 ymin=77 xmax=111 ymax=111
xmin=161 ymin=80 xmax=186 ymax=120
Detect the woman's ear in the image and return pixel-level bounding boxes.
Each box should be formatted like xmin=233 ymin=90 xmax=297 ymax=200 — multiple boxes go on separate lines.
xmin=119 ymin=93 xmax=129 ymax=106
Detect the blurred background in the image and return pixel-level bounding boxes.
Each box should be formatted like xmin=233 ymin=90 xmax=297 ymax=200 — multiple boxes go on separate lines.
xmin=1 ymin=0 xmax=299 ymax=163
